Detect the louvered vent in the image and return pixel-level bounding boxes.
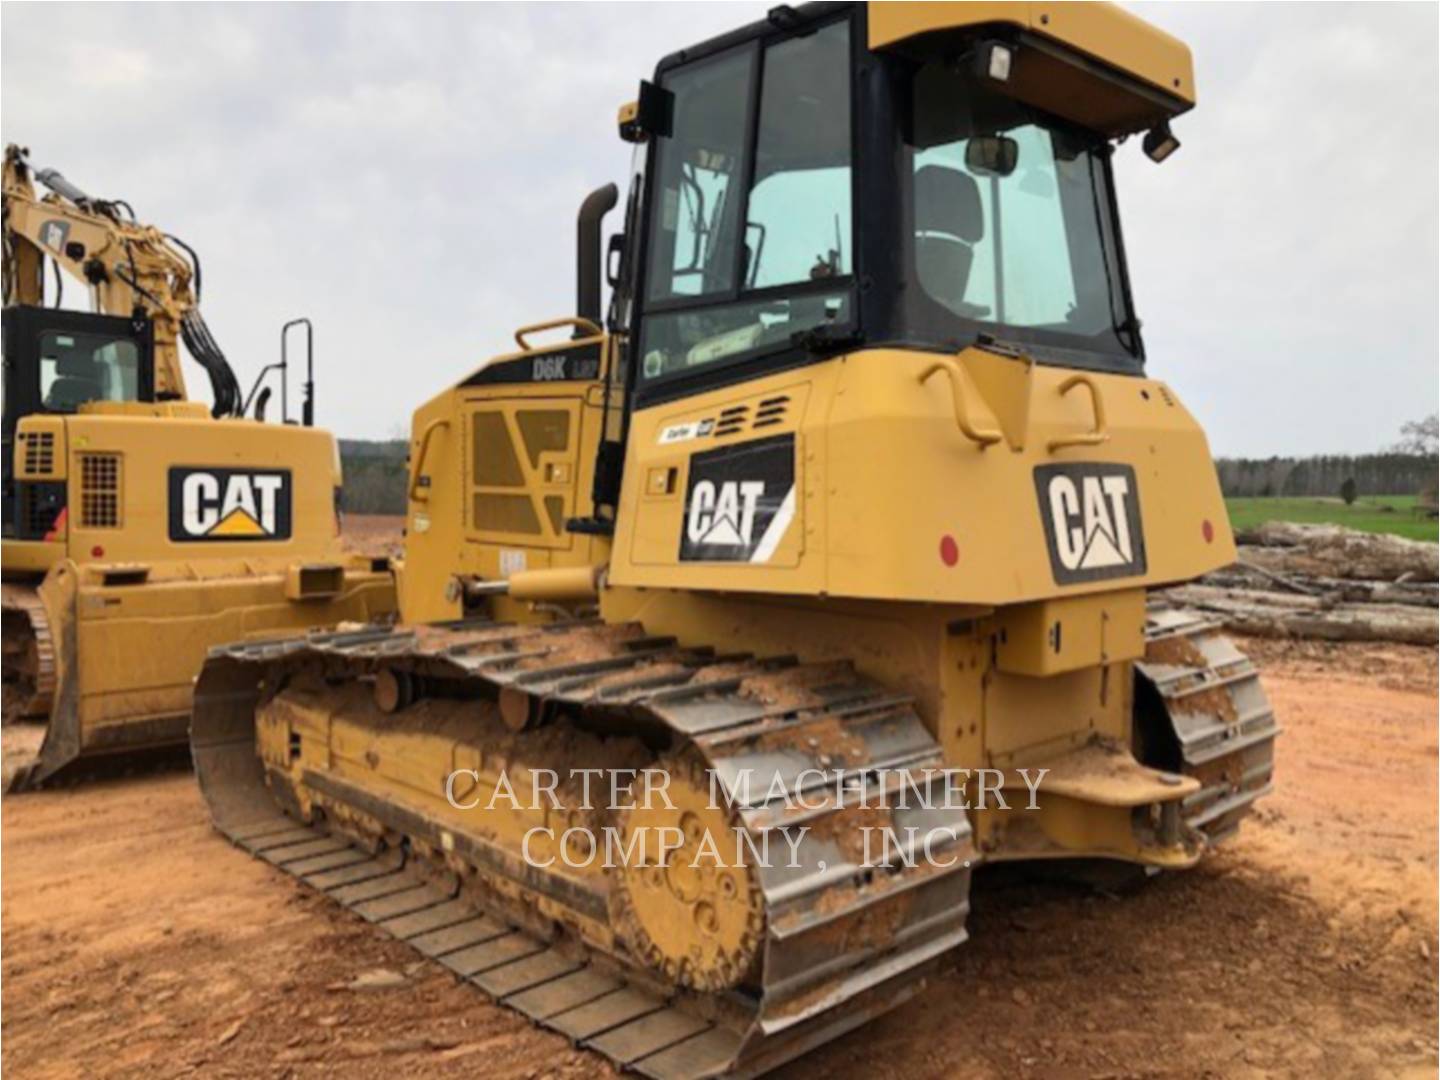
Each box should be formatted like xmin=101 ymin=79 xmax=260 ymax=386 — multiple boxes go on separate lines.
xmin=22 ymin=431 xmax=55 ymax=475
xmin=712 ymin=406 xmax=749 ymax=438
xmin=19 ymin=485 xmax=59 ymax=537
xmin=79 ymin=453 xmax=122 ymax=528
xmin=752 ymin=396 xmax=790 ymax=430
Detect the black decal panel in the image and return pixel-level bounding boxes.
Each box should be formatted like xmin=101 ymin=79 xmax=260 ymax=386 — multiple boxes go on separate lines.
xmin=679 ymin=434 xmax=795 ymax=563
xmin=1034 ymin=462 xmax=1146 ymax=584
xmin=461 ymin=342 xmax=603 ymax=387
xmin=168 ymin=467 xmax=293 ymax=542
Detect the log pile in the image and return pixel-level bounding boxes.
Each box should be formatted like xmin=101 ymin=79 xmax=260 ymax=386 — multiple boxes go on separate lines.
xmin=1163 ymin=523 xmax=1439 ymax=645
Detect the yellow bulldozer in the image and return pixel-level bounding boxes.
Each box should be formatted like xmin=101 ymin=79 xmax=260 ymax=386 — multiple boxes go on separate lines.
xmin=2 ymin=144 xmax=395 ymax=788
xmin=191 ymin=3 xmax=1277 ymax=1075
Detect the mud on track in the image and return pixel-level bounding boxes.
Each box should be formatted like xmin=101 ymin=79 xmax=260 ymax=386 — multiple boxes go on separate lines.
xmin=2 ymin=638 xmax=1436 ymax=1079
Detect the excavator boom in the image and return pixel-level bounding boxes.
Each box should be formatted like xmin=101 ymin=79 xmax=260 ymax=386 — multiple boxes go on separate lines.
xmin=2 ymin=143 xmax=240 ymax=415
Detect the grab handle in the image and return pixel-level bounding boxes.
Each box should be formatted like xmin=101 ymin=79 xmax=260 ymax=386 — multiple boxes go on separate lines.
xmin=1047 ymin=374 xmax=1109 ymax=452
xmin=919 ymin=359 xmax=1002 ymax=449
xmin=514 ymin=317 xmax=603 ymax=351
xmin=408 ymin=418 xmax=451 ymax=502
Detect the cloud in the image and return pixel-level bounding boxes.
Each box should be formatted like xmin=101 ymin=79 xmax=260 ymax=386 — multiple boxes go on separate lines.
xmin=3 ymin=2 xmax=1435 ymax=454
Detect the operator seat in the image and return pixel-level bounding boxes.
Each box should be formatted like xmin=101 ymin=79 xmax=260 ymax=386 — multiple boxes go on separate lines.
xmin=44 ymin=353 xmax=105 ymax=411
xmin=914 ymin=164 xmax=984 ymax=317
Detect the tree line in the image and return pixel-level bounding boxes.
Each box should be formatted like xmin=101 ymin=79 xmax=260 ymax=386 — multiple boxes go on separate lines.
xmin=339 ymin=439 xmax=408 ymax=514
xmin=1215 ymin=453 xmax=1438 ymax=498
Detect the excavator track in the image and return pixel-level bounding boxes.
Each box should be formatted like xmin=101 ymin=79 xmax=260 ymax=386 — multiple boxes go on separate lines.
xmin=192 ymin=619 xmax=975 ymax=1079
xmin=2 ymin=583 xmax=56 ymax=724
xmin=1139 ymin=606 xmax=1279 ymax=841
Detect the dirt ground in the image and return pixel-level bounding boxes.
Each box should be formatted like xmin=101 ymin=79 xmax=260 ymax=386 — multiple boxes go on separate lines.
xmin=340 ymin=513 xmax=406 ymax=559
xmin=3 ymin=634 xmax=1436 ymax=1079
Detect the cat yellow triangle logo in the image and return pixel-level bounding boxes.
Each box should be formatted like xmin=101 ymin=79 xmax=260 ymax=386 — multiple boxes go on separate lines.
xmin=208 ymin=508 xmax=266 ymax=537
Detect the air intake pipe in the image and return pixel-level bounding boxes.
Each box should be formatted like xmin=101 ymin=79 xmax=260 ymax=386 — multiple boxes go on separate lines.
xmin=576 ymin=183 xmax=618 ymax=334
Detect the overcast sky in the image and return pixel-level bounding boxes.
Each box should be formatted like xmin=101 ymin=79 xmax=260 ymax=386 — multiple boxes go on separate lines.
xmin=3 ymin=2 xmax=1435 ymax=455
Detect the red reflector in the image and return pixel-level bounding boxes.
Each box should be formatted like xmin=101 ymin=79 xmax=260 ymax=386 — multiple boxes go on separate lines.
xmin=91 ymin=545 xmax=105 ymax=558
xmin=939 ymin=535 xmax=959 ymax=567
xmin=1201 ymin=520 xmax=1214 ymax=543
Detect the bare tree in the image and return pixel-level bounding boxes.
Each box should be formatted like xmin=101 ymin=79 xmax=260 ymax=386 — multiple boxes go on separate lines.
xmin=1395 ymin=414 xmax=1439 ymax=455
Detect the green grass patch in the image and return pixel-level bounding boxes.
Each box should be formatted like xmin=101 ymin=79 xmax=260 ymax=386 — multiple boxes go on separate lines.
xmin=1225 ymin=495 xmax=1437 ymax=543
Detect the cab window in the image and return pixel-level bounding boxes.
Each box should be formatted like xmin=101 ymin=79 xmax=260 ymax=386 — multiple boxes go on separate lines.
xmin=39 ymin=330 xmax=141 ymax=411
xmin=640 ymin=17 xmax=852 ymax=383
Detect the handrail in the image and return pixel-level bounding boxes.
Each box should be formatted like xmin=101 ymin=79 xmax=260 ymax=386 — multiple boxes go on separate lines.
xmin=1047 ymin=374 xmax=1109 ymax=452
xmin=513 ymin=317 xmax=603 ymax=351
xmin=408 ymin=418 xmax=451 ymax=502
xmin=919 ymin=359 xmax=1003 ymax=449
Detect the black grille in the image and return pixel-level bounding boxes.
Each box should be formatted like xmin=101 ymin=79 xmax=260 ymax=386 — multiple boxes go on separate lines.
xmin=15 ymin=482 xmax=66 ymax=540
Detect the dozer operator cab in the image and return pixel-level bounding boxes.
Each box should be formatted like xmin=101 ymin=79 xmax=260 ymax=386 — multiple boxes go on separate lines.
xmin=610 ymin=3 xmax=1178 ymax=402
xmin=1 ymin=306 xmax=154 ymax=538
xmin=588 ymin=2 xmax=1193 ymax=574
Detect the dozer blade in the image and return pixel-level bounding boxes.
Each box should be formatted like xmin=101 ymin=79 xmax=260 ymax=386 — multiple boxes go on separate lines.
xmin=3 ymin=576 xmax=192 ymax=792
xmin=1139 ymin=606 xmax=1280 ymax=841
xmin=3 ymin=580 xmax=81 ymax=792
xmin=191 ymin=619 xmax=975 ymax=1078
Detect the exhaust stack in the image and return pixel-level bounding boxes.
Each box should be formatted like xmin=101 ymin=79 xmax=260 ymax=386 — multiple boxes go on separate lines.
xmin=576 ymin=183 xmax=618 ymax=332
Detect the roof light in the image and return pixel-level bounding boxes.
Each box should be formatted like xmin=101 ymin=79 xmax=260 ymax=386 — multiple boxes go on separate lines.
xmin=983 ymin=42 xmax=1014 ymax=82
xmin=1143 ymin=122 xmax=1181 ymax=164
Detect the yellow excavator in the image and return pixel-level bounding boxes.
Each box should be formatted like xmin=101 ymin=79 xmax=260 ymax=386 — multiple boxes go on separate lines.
xmin=2 ymin=144 xmax=395 ymax=789
xmin=191 ymin=4 xmax=1277 ymax=1075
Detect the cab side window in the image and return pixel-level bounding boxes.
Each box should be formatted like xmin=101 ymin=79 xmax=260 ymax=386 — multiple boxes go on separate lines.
xmin=640 ymin=17 xmax=853 ymax=385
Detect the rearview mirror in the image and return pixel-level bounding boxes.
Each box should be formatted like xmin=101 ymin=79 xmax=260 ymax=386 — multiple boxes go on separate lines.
xmin=605 ymin=232 xmax=625 ymax=288
xmin=635 ymin=80 xmax=674 ymax=139
xmin=966 ymin=136 xmax=1018 ymax=178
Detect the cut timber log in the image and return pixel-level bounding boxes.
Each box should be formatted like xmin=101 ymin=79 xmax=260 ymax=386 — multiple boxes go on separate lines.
xmin=1235 ymin=523 xmax=1438 ymax=582
xmin=1203 ymin=566 xmax=1439 ymax=609
xmin=1164 ymin=585 xmax=1438 ymax=646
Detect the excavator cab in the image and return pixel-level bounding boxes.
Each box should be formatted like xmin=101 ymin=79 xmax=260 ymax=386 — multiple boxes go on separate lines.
xmin=1 ymin=306 xmax=154 ymax=537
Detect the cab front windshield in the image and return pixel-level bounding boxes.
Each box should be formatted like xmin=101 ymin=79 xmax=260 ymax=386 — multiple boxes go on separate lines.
xmin=905 ymin=61 xmax=1139 ymax=365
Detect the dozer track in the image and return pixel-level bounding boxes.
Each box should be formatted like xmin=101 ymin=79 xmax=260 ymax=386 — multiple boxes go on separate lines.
xmin=192 ymin=619 xmax=976 ymax=1079
xmin=1139 ymin=606 xmax=1279 ymax=841
xmin=2 ymin=583 xmax=56 ymax=723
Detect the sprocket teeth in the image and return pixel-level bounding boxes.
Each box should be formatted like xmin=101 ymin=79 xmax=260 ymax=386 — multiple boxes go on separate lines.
xmin=609 ymin=752 xmax=762 ymax=991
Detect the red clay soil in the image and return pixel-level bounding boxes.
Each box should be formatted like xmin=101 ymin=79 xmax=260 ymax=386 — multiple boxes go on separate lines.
xmin=2 ymin=640 xmax=1435 ymax=1079
xmin=339 ymin=513 xmax=405 ymax=559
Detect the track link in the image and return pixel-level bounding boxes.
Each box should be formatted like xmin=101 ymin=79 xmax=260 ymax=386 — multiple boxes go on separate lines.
xmin=192 ymin=619 xmax=975 ymax=1078
xmin=2 ymin=583 xmax=56 ymax=723
xmin=1139 ymin=607 xmax=1279 ymax=841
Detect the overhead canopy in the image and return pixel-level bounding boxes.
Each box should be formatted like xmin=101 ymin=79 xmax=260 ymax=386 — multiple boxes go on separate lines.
xmin=868 ymin=1 xmax=1194 ymax=137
